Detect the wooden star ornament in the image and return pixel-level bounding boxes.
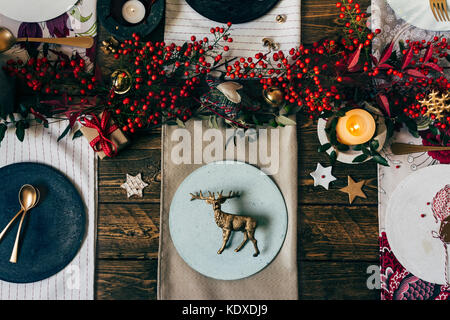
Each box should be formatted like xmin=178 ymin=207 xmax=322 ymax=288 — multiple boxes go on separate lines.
xmin=121 ymin=173 xmax=148 ymax=198
xmin=339 ymin=176 xmax=367 ymax=204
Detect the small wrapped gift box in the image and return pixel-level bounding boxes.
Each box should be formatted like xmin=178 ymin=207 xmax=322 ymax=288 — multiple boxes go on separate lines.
xmin=79 ymin=111 xmax=129 ymax=159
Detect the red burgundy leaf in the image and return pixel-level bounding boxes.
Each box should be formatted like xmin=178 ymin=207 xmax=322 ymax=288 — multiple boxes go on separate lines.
xmin=405 ymin=68 xmax=427 ymax=78
xmin=67 ymin=111 xmax=81 ymax=128
xmin=370 ymin=54 xmax=379 ymax=66
xmin=347 ymin=44 xmax=362 ymax=71
xmin=423 ymin=62 xmax=443 ymax=73
xmin=376 ymin=93 xmax=391 ymax=117
xmin=379 ymin=41 xmax=395 ymax=65
xmin=401 ymin=46 xmax=413 ymax=70
xmin=424 ymin=43 xmax=434 ymax=63
xmin=30 ymin=107 xmax=48 ymax=124
xmin=377 ymin=63 xmax=394 ymax=69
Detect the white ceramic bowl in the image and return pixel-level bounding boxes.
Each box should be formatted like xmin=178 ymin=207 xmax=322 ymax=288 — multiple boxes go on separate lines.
xmin=317 ymin=115 xmax=387 ymax=164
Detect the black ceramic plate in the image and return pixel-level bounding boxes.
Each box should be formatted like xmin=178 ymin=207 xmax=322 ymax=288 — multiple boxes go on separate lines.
xmin=185 ymin=0 xmax=280 ymax=24
xmin=0 ymin=163 xmax=85 ymax=283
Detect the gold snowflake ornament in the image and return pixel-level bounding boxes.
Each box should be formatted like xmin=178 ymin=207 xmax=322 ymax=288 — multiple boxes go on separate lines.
xmin=419 ymin=90 xmax=450 ymax=121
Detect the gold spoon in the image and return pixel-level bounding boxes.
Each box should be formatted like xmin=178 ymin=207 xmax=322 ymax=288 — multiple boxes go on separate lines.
xmin=0 ymin=27 xmax=94 ymax=53
xmin=391 ymin=142 xmax=450 ymax=155
xmin=7 ymin=185 xmax=39 ymax=264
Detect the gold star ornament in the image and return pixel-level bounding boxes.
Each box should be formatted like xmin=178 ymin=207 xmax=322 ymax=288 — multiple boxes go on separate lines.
xmin=339 ymin=176 xmax=367 ymax=204
xmin=419 ymin=90 xmax=450 ymax=121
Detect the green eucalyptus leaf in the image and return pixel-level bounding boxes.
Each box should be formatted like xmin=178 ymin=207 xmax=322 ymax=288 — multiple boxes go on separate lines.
xmin=0 ymin=123 xmax=7 ymax=145
xmin=318 ymin=143 xmax=332 ymax=153
xmin=370 ymin=139 xmax=379 ymax=152
xmin=429 ymin=124 xmax=440 ymax=136
xmin=362 ymin=147 xmax=372 ymax=156
xmin=72 ymin=129 xmax=83 ymax=140
xmin=352 ymin=153 xmax=369 ymax=163
xmin=175 ymin=118 xmax=186 ymax=128
xmin=373 ymin=154 xmax=389 ymax=166
xmin=15 ymin=121 xmax=25 ymax=142
xmin=329 ymin=130 xmax=338 ymax=145
xmin=58 ymin=123 xmax=71 ymax=142
xmin=275 ymin=115 xmax=296 ymax=126
xmin=329 ymin=150 xmax=337 ymax=165
xmin=336 ymin=144 xmax=350 ymax=151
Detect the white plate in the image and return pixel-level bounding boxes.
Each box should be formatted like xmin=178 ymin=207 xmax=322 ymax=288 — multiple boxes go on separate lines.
xmin=386 ymin=164 xmax=450 ymax=285
xmin=387 ymin=0 xmax=450 ymax=31
xmin=0 ymin=0 xmax=77 ymax=22
xmin=169 ymin=161 xmax=288 ymax=280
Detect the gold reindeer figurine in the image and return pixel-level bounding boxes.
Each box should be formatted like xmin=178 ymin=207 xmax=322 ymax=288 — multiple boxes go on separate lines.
xmin=190 ymin=191 xmax=260 ymax=257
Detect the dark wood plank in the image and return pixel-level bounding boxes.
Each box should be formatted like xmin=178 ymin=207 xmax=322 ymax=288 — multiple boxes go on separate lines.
xmin=98 ymin=125 xmax=378 ymax=205
xmin=301 ymin=0 xmax=371 ymax=44
xmin=96 ymin=203 xmax=378 ymax=262
xmin=97 ymin=203 xmax=160 ymax=259
xmin=95 ymin=259 xmax=379 ymax=300
xmin=98 ymin=148 xmax=162 ymax=203
xmin=299 ymin=205 xmax=378 ymax=261
xmin=95 ymin=259 xmax=157 ymax=300
xmin=299 ymin=261 xmax=380 ymax=300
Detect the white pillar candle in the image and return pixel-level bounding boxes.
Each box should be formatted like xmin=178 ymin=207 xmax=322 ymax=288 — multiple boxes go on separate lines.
xmin=122 ymin=0 xmax=146 ymax=24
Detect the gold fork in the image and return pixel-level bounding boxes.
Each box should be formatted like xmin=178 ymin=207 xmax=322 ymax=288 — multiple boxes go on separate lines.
xmin=430 ymin=0 xmax=450 ymax=22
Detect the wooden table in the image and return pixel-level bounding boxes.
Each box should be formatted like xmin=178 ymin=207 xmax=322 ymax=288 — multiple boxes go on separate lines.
xmin=95 ymin=0 xmax=380 ymax=299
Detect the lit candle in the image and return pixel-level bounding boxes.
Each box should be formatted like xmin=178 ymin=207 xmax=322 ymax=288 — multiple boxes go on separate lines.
xmin=335 ymin=109 xmax=376 ymax=145
xmin=122 ymin=0 xmax=146 ymax=24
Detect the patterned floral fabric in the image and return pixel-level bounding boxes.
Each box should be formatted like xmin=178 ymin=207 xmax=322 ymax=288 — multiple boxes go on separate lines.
xmin=372 ymin=0 xmax=450 ymax=300
xmin=0 ymin=0 xmax=97 ymax=67
xmin=380 ymin=232 xmax=450 ymax=300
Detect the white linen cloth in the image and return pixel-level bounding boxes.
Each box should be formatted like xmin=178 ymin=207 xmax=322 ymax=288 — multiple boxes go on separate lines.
xmin=0 ymin=121 xmax=96 ymax=300
xmin=0 ymin=0 xmax=97 ymax=300
xmin=164 ymin=0 xmax=301 ymax=58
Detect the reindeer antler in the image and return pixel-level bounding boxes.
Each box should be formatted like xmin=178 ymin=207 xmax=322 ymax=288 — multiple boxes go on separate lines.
xmin=190 ymin=190 xmax=216 ymax=201
xmin=217 ymin=190 xmax=240 ymax=202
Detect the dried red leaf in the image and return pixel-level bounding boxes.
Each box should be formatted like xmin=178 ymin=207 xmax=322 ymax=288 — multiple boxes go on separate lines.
xmin=423 ymin=62 xmax=443 ymax=73
xmin=30 ymin=107 xmax=48 ymax=124
xmin=376 ymin=93 xmax=391 ymax=117
xmin=379 ymin=41 xmax=395 ymax=65
xmin=377 ymin=63 xmax=394 ymax=69
xmin=424 ymin=43 xmax=434 ymax=63
xmin=405 ymin=68 xmax=427 ymax=78
xmin=347 ymin=44 xmax=362 ymax=71
xmin=401 ymin=46 xmax=413 ymax=70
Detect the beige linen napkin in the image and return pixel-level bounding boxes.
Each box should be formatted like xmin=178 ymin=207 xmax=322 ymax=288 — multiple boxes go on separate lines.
xmin=158 ymin=120 xmax=298 ymax=300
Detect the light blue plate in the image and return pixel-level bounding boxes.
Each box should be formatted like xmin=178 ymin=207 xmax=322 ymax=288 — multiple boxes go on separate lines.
xmin=169 ymin=161 xmax=288 ymax=280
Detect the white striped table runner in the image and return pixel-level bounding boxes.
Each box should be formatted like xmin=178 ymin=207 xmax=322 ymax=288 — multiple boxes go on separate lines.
xmin=0 ymin=121 xmax=96 ymax=300
xmin=164 ymin=0 xmax=301 ymax=58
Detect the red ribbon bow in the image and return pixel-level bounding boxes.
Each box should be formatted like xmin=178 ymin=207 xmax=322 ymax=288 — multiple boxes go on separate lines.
xmin=79 ymin=111 xmax=119 ymax=158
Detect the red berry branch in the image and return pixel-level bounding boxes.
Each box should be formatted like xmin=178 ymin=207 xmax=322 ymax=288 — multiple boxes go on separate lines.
xmin=1 ymin=0 xmax=449 ymax=147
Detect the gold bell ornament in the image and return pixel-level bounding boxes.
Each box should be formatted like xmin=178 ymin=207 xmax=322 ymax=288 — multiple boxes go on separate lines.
xmin=110 ymin=69 xmax=133 ymax=95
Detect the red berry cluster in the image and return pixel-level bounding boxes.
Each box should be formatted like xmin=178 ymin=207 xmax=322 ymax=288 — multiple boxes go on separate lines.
xmin=105 ymin=25 xmax=232 ymax=132
xmin=3 ymin=53 xmax=96 ymax=99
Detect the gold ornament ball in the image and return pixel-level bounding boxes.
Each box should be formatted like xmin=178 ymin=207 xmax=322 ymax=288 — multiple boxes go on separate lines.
xmin=263 ymin=86 xmax=285 ymax=107
xmin=111 ymin=69 xmax=133 ymax=95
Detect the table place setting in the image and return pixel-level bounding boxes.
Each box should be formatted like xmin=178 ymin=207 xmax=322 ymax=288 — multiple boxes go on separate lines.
xmin=0 ymin=0 xmax=97 ymax=300
xmin=0 ymin=0 xmax=449 ymax=301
